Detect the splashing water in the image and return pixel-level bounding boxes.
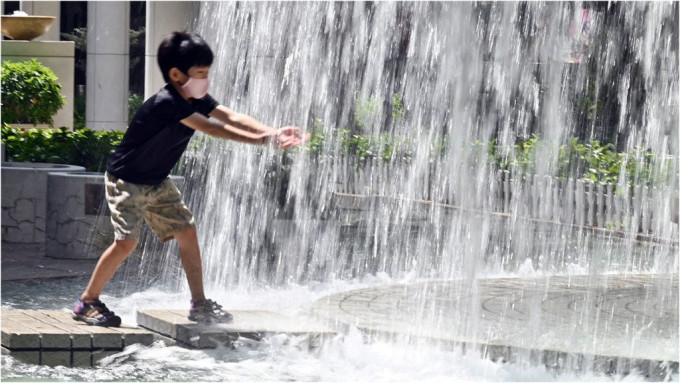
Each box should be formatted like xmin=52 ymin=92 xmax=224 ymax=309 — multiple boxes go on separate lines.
xmin=1 ymin=278 xmax=669 ymax=382
xmin=54 ymin=1 xmax=678 ymax=381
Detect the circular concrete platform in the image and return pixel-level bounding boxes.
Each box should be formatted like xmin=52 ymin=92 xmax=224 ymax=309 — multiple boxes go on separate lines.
xmin=312 ymin=274 xmax=678 ymax=374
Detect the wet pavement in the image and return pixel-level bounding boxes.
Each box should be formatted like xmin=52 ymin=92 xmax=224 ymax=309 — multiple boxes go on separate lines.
xmin=3 ymin=241 xmax=678 ymax=376
xmin=1 ymin=243 xmax=98 ymax=282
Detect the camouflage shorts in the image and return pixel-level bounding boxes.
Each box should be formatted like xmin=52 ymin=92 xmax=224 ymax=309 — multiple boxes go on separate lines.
xmin=105 ymin=172 xmax=195 ymax=242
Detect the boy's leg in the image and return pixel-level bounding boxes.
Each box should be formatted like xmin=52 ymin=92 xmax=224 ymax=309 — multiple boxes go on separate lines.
xmin=81 ymin=239 xmax=138 ymax=301
xmin=81 ymin=173 xmax=145 ymax=301
xmin=73 ymin=238 xmax=137 ymax=327
xmin=174 ymin=227 xmax=232 ymax=324
xmin=72 ymin=172 xmax=146 ymax=327
xmin=146 ymin=178 xmax=232 ymax=323
xmin=172 ymin=227 xmax=205 ymax=303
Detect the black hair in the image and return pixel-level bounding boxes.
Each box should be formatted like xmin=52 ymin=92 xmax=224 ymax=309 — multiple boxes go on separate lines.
xmin=157 ymin=31 xmax=214 ymax=83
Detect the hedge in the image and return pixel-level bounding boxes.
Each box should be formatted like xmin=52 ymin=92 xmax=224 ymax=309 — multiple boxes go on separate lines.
xmin=1 ymin=124 xmax=124 ymax=172
xmin=2 ymin=123 xmax=672 ymax=189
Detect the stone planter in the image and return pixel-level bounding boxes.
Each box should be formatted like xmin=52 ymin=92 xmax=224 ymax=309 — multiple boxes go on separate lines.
xmin=1 ymin=162 xmax=85 ymax=243
xmin=46 ymin=172 xmax=185 ymax=259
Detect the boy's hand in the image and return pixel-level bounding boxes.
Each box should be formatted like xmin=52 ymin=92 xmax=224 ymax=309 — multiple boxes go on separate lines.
xmin=272 ymin=126 xmax=311 ymax=149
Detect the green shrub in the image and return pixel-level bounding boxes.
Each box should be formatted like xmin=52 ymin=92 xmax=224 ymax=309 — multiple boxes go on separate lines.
xmin=495 ymin=135 xmax=673 ymax=188
xmin=304 ymin=120 xmax=672 ymax=188
xmin=354 ymin=94 xmax=382 ymax=130
xmin=392 ymin=93 xmax=406 ymax=121
xmin=128 ymin=92 xmax=144 ymax=124
xmin=1 ymin=59 xmax=66 ymax=126
xmin=73 ymin=92 xmax=86 ymax=129
xmin=1 ymin=124 xmax=124 ymax=171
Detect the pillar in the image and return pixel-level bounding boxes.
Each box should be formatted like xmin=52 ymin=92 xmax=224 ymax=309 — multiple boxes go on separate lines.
xmin=86 ymin=2 xmax=129 ymax=131
xmin=144 ymin=1 xmax=198 ymax=99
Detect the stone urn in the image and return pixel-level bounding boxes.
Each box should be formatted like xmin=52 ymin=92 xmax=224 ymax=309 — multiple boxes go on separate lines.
xmin=1 ymin=15 xmax=56 ymax=41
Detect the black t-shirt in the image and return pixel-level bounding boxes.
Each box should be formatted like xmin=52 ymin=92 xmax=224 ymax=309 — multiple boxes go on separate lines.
xmin=107 ymin=84 xmax=218 ymax=185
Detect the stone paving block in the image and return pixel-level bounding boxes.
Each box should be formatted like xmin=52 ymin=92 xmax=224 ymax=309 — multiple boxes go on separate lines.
xmin=83 ymin=327 xmax=123 ymax=349
xmin=72 ymin=351 xmax=91 ymax=367
xmin=70 ymin=334 xmax=92 ymax=349
xmin=137 ymin=309 xmax=192 ymax=338
xmin=1 ymin=319 xmax=41 ymax=349
xmin=156 ymin=310 xmax=228 ymax=348
xmin=2 ymin=310 xmax=155 ymax=368
xmin=2 ymin=311 xmax=30 ymax=320
xmin=28 ymin=311 xmax=93 ymax=348
xmin=140 ymin=309 xmax=336 ymax=349
xmin=165 ymin=309 xmax=195 ymax=322
xmin=6 ymin=350 xmax=40 ymax=365
xmin=175 ymin=325 xmax=229 ymax=348
xmin=40 ymin=310 xmax=76 ymax=323
xmin=150 ymin=331 xmax=177 ymax=347
xmin=2 ymin=345 xmax=40 ymax=365
xmin=38 ymin=332 xmax=72 ymax=349
xmin=122 ymin=332 xmax=155 ymax=348
xmin=137 ymin=313 xmax=176 ymax=338
xmin=41 ymin=351 xmax=71 ymax=367
xmin=27 ymin=313 xmax=62 ymax=324
xmin=117 ymin=324 xmax=156 ymax=347
xmin=9 ymin=316 xmax=72 ymax=349
xmin=36 ymin=311 xmax=123 ymax=348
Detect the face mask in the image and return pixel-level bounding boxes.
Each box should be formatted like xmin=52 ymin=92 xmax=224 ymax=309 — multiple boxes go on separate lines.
xmin=181 ymin=76 xmax=210 ymax=99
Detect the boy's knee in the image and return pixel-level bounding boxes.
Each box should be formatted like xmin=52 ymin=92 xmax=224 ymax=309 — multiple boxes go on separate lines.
xmin=174 ymin=228 xmax=200 ymax=252
xmin=114 ymin=239 xmax=138 ymax=254
xmin=175 ymin=227 xmax=198 ymax=241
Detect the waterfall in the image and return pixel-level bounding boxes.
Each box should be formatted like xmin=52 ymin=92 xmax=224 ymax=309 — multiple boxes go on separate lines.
xmin=128 ymin=2 xmax=677 ymax=298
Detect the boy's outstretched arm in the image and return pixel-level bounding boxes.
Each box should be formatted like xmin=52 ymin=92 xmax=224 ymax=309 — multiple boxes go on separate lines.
xmin=181 ymin=106 xmax=309 ymax=148
xmin=209 ymin=105 xmax=275 ymax=136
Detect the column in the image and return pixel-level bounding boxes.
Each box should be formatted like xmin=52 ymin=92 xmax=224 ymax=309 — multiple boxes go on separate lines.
xmin=86 ymin=1 xmax=129 ymax=131
xmin=144 ymin=1 xmax=198 ymax=99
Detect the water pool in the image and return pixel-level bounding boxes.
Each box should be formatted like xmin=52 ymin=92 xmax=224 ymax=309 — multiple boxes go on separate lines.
xmin=1 ymin=274 xmax=671 ymax=382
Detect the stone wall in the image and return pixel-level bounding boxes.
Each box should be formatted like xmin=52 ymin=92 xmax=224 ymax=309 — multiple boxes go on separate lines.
xmin=1 ymin=163 xmax=85 ymax=243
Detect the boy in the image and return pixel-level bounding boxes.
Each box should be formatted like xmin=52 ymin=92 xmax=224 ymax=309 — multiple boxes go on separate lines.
xmin=72 ymin=31 xmax=309 ymax=327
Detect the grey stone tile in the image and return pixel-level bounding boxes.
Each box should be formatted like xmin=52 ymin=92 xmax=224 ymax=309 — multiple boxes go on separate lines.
xmin=41 ymin=351 xmax=71 ymax=367
xmin=72 ymin=351 xmax=92 ymax=367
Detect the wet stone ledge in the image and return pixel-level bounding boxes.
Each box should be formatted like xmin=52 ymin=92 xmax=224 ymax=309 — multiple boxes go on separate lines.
xmin=137 ymin=309 xmax=336 ymax=349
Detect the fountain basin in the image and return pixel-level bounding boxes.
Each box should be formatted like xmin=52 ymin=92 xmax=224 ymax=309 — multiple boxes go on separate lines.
xmin=312 ymin=274 xmax=679 ymax=378
xmin=1 ymin=163 xmax=85 ymax=243
xmin=0 ymin=15 xmax=56 ymax=41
